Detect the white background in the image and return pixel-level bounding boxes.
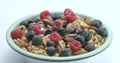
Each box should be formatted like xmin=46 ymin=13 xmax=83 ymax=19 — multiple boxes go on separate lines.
xmin=0 ymin=0 xmax=119 ymax=63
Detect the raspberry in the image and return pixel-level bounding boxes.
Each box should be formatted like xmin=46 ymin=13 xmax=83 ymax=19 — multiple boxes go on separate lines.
xmin=50 ymin=32 xmax=62 ymax=44
xmin=32 ymin=24 xmax=43 ymax=35
xmin=64 ymin=8 xmax=74 ymax=16
xmin=11 ymin=29 xmax=23 ymax=39
xmin=53 ymin=20 xmax=63 ymax=29
xmin=65 ymin=13 xmax=76 ymax=23
xmin=40 ymin=10 xmax=50 ymax=19
xmin=70 ymin=40 xmax=81 ymax=53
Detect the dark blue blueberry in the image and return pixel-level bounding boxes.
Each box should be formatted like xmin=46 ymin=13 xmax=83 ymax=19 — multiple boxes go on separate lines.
xmin=32 ymin=18 xmax=40 ymax=23
xmin=90 ymin=19 xmax=102 ymax=28
xmin=85 ymin=44 xmax=95 ymax=52
xmin=45 ymin=29 xmax=53 ymax=35
xmin=46 ymin=46 xmax=56 ymax=56
xmin=25 ymin=30 xmax=36 ymax=40
xmin=20 ymin=21 xmax=29 ymax=28
xmin=47 ymin=41 xmax=56 ymax=47
xmin=97 ymin=27 xmax=108 ymax=37
xmin=81 ymin=31 xmax=92 ymax=41
xmin=57 ymin=28 xmax=66 ymax=36
xmin=32 ymin=35 xmax=42 ymax=46
xmin=60 ymin=49 xmax=71 ymax=56
xmin=51 ymin=13 xmax=61 ymax=20
xmin=28 ymin=26 xmax=33 ymax=31
xmin=74 ymin=35 xmax=86 ymax=44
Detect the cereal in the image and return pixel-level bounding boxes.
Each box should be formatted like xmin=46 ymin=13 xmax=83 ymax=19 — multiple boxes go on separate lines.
xmin=11 ymin=8 xmax=108 ymax=57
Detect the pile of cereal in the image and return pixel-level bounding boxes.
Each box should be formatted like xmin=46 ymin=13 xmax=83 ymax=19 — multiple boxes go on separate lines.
xmin=10 ymin=8 xmax=108 ymax=57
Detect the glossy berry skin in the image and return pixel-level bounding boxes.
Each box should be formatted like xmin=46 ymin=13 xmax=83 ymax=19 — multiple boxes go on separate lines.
xmin=45 ymin=28 xmax=53 ymax=35
xmin=64 ymin=8 xmax=74 ymax=16
xmin=57 ymin=28 xmax=66 ymax=36
xmin=65 ymin=13 xmax=76 ymax=23
xmin=60 ymin=48 xmax=71 ymax=56
xmin=20 ymin=21 xmax=29 ymax=28
xmin=11 ymin=29 xmax=23 ymax=39
xmin=40 ymin=10 xmax=50 ymax=19
xmin=32 ymin=35 xmax=42 ymax=46
xmin=47 ymin=41 xmax=56 ymax=47
xmin=81 ymin=31 xmax=92 ymax=41
xmin=46 ymin=46 xmax=56 ymax=56
xmin=74 ymin=35 xmax=86 ymax=44
xmin=32 ymin=24 xmax=42 ymax=35
xmin=85 ymin=44 xmax=95 ymax=52
xmin=90 ymin=19 xmax=102 ymax=28
xmin=70 ymin=40 xmax=81 ymax=53
xmin=97 ymin=27 xmax=108 ymax=37
xmin=50 ymin=32 xmax=62 ymax=44
xmin=53 ymin=20 xmax=63 ymax=29
xmin=51 ymin=13 xmax=61 ymax=20
xmin=28 ymin=26 xmax=33 ymax=31
xmin=25 ymin=30 xmax=36 ymax=40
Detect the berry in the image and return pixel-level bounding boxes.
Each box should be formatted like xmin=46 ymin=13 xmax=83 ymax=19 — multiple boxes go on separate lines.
xmin=85 ymin=44 xmax=95 ymax=52
xmin=70 ymin=40 xmax=81 ymax=53
xmin=32 ymin=35 xmax=42 ymax=46
xmin=97 ymin=27 xmax=108 ymax=37
xmin=40 ymin=10 xmax=50 ymax=19
xmin=47 ymin=41 xmax=56 ymax=47
xmin=45 ymin=28 xmax=53 ymax=35
xmin=32 ymin=24 xmax=43 ymax=35
xmin=46 ymin=46 xmax=56 ymax=56
xmin=28 ymin=26 xmax=33 ymax=31
xmin=50 ymin=32 xmax=62 ymax=44
xmin=32 ymin=18 xmax=40 ymax=23
xmin=25 ymin=30 xmax=36 ymax=40
xmin=81 ymin=31 xmax=92 ymax=41
xmin=53 ymin=20 xmax=63 ymax=29
xmin=20 ymin=21 xmax=29 ymax=28
xmin=51 ymin=13 xmax=61 ymax=20
xmin=64 ymin=8 xmax=74 ymax=16
xmin=60 ymin=48 xmax=71 ymax=56
xmin=74 ymin=35 xmax=86 ymax=44
xmin=65 ymin=13 xmax=76 ymax=23
xmin=11 ymin=29 xmax=23 ymax=39
xmin=57 ymin=28 xmax=66 ymax=36
xmin=90 ymin=19 xmax=102 ymax=28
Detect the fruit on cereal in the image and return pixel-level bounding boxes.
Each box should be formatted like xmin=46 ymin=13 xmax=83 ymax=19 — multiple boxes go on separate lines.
xmin=32 ymin=35 xmax=42 ymax=46
xmin=60 ymin=48 xmax=71 ymax=56
xmin=90 ymin=19 xmax=102 ymax=28
xmin=53 ymin=20 xmax=63 ymax=29
xmin=11 ymin=29 xmax=23 ymax=39
xmin=28 ymin=26 xmax=33 ymax=31
xmin=20 ymin=21 xmax=29 ymax=28
xmin=57 ymin=27 xmax=66 ymax=36
xmin=98 ymin=27 xmax=108 ymax=37
xmin=25 ymin=30 xmax=36 ymax=40
xmin=44 ymin=28 xmax=53 ymax=35
xmin=64 ymin=8 xmax=73 ymax=16
xmin=65 ymin=13 xmax=76 ymax=23
xmin=47 ymin=41 xmax=56 ymax=47
xmin=74 ymin=35 xmax=86 ymax=44
xmin=46 ymin=46 xmax=56 ymax=56
xmin=32 ymin=24 xmax=43 ymax=35
xmin=32 ymin=18 xmax=40 ymax=23
xmin=85 ymin=44 xmax=95 ymax=52
xmin=81 ymin=31 xmax=92 ymax=41
xmin=50 ymin=32 xmax=62 ymax=44
xmin=51 ymin=13 xmax=61 ymax=20
xmin=40 ymin=10 xmax=50 ymax=19
xmin=70 ymin=40 xmax=81 ymax=53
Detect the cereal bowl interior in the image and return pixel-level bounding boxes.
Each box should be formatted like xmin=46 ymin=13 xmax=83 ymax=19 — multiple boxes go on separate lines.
xmin=6 ymin=10 xmax=112 ymax=62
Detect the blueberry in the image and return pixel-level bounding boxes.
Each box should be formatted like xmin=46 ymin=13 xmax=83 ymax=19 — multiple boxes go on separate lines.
xmin=85 ymin=44 xmax=95 ymax=52
xmin=20 ymin=21 xmax=29 ymax=28
xmin=32 ymin=35 xmax=42 ymax=46
xmin=76 ymin=30 xmax=83 ymax=35
xmin=90 ymin=19 xmax=102 ymax=28
xmin=81 ymin=31 xmax=92 ymax=41
xmin=60 ymin=49 xmax=71 ymax=56
xmin=32 ymin=18 xmax=40 ymax=23
xmin=97 ymin=27 xmax=108 ymax=37
xmin=40 ymin=24 xmax=46 ymax=28
xmin=47 ymin=41 xmax=56 ymax=47
xmin=25 ymin=30 xmax=36 ymax=40
xmin=46 ymin=46 xmax=56 ymax=56
xmin=45 ymin=28 xmax=53 ymax=35
xmin=28 ymin=26 xmax=33 ymax=31
xmin=51 ymin=13 xmax=61 ymax=20
xmin=74 ymin=35 xmax=86 ymax=44
xmin=57 ymin=28 xmax=66 ymax=36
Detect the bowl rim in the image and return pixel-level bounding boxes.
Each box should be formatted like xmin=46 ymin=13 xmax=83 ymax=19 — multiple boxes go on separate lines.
xmin=6 ymin=13 xmax=112 ymax=62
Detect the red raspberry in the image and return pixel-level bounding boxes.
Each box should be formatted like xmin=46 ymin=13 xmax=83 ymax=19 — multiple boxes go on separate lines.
xmin=64 ymin=8 xmax=74 ymax=16
xmin=70 ymin=40 xmax=81 ymax=53
xmin=50 ymin=32 xmax=62 ymax=44
xmin=53 ymin=20 xmax=63 ymax=29
xmin=32 ymin=24 xmax=43 ymax=35
xmin=11 ymin=29 xmax=23 ymax=39
xmin=65 ymin=13 xmax=76 ymax=23
xmin=40 ymin=10 xmax=50 ymax=19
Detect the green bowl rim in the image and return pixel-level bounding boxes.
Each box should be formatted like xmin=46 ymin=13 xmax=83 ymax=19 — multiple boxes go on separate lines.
xmin=6 ymin=13 xmax=112 ymax=62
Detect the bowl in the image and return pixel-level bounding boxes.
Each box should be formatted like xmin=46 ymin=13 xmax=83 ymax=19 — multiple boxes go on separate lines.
xmin=6 ymin=13 xmax=112 ymax=63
